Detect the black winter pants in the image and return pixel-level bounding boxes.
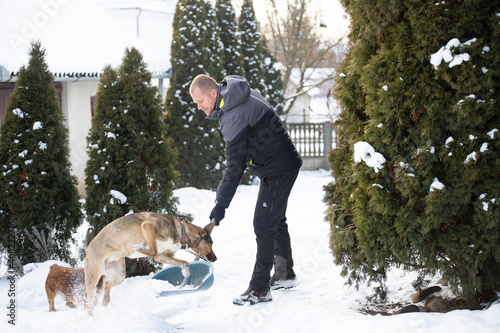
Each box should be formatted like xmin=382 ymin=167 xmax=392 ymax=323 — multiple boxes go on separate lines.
xmin=249 ymin=170 xmax=299 ymax=292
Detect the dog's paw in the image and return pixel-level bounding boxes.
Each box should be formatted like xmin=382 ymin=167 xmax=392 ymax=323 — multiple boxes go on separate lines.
xmin=178 ymin=263 xmax=191 ymax=288
xmin=180 ymin=263 xmax=191 ymax=278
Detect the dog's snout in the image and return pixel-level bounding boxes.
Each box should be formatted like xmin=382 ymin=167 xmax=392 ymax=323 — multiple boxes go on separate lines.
xmin=207 ymin=252 xmax=217 ymax=262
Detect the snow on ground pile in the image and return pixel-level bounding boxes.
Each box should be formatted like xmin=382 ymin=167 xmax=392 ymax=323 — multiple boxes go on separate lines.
xmin=1 ymin=170 xmax=499 ymax=333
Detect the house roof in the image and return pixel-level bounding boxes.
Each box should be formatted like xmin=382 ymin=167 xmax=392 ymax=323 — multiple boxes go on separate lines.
xmin=0 ymin=0 xmax=175 ymax=82
xmin=286 ymin=68 xmax=338 ymax=122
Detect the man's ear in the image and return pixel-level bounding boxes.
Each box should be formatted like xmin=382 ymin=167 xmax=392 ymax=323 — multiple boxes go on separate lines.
xmin=210 ymin=88 xmax=218 ymax=98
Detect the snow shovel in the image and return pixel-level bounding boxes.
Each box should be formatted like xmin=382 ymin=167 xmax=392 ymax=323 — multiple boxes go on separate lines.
xmin=152 ymin=261 xmax=214 ymax=297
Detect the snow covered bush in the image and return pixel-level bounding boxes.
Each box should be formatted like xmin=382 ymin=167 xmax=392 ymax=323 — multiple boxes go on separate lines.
xmin=84 ymin=47 xmax=179 ymax=238
xmin=0 ymin=42 xmax=82 ymax=267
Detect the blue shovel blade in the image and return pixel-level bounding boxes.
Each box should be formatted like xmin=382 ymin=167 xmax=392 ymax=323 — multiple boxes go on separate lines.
xmin=152 ymin=261 xmax=214 ymax=296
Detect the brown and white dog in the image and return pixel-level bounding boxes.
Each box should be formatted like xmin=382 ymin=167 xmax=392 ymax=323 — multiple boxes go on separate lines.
xmin=45 ymin=264 xmax=103 ymax=312
xmin=84 ymin=212 xmax=217 ymax=315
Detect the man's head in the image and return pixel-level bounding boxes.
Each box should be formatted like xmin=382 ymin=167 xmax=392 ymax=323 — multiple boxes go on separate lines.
xmin=190 ymin=74 xmax=218 ymax=116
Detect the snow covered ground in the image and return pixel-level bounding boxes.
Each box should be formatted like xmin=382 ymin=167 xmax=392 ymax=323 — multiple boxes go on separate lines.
xmin=1 ymin=170 xmax=499 ymax=332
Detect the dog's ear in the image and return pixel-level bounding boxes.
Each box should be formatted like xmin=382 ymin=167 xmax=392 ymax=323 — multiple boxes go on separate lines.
xmin=203 ymin=222 xmax=214 ymax=235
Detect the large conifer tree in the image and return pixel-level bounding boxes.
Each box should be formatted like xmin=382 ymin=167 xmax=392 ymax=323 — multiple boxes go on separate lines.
xmin=238 ymin=0 xmax=266 ymax=95
xmin=237 ymin=0 xmax=284 ymax=114
xmin=165 ymin=0 xmax=226 ymax=189
xmin=215 ymin=0 xmax=244 ymax=76
xmin=325 ymin=0 xmax=499 ymax=307
xmin=85 ymin=48 xmax=179 ymax=233
xmin=261 ymin=37 xmax=285 ymax=115
xmin=0 ymin=42 xmax=83 ymax=266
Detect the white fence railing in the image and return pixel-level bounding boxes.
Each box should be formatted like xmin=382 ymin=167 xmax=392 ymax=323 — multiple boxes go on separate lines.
xmin=287 ymin=121 xmax=335 ymax=170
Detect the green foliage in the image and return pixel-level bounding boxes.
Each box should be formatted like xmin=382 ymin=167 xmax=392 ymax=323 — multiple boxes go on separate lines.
xmin=165 ymin=0 xmax=226 ymax=189
xmin=85 ymin=47 xmax=179 ymax=233
xmin=234 ymin=1 xmax=285 ymax=186
xmin=325 ymin=0 xmax=499 ymax=307
xmin=215 ymin=0 xmax=244 ymax=76
xmin=238 ymin=0 xmax=266 ymax=95
xmin=85 ymin=48 xmax=179 ymax=277
xmin=237 ymin=0 xmax=284 ymax=114
xmin=0 ymin=41 xmax=83 ymax=266
xmin=261 ymin=37 xmax=285 ymax=115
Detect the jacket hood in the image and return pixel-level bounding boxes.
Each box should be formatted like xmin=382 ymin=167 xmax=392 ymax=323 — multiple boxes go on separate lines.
xmin=207 ymin=76 xmax=250 ymax=120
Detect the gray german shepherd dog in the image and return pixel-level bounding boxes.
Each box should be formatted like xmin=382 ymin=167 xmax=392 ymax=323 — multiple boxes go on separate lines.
xmin=84 ymin=212 xmax=216 ymax=315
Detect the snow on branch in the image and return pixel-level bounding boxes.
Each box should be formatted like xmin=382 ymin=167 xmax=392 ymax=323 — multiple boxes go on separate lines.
xmin=430 ymin=38 xmax=477 ymax=69
xmin=353 ymin=141 xmax=386 ymax=173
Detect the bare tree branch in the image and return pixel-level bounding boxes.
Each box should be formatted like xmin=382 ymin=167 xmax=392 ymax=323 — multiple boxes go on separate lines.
xmin=263 ymin=0 xmax=342 ymax=117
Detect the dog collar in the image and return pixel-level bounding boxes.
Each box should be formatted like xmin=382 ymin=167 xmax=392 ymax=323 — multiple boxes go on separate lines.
xmin=180 ymin=221 xmax=188 ymax=250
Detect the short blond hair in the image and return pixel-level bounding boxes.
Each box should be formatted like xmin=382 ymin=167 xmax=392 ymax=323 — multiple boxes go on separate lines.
xmin=190 ymin=74 xmax=218 ymax=95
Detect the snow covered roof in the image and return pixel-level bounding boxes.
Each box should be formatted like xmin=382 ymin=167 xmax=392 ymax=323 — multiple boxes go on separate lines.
xmin=288 ymin=68 xmax=335 ymax=93
xmin=286 ymin=68 xmax=338 ymax=122
xmin=0 ymin=0 xmax=175 ymax=81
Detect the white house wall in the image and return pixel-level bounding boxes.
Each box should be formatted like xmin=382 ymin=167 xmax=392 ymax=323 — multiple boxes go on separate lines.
xmin=61 ymin=80 xmax=98 ymax=197
xmin=286 ymin=93 xmax=311 ymax=123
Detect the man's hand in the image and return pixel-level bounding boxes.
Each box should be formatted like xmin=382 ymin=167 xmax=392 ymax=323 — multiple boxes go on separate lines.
xmin=210 ymin=204 xmax=226 ymax=226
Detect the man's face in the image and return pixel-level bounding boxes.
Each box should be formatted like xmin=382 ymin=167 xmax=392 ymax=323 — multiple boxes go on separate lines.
xmin=191 ymin=87 xmax=217 ymax=116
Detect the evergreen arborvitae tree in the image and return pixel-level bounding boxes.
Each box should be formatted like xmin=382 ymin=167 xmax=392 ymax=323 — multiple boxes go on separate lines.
xmin=165 ymin=0 xmax=226 ymax=189
xmin=325 ymin=0 xmax=499 ymax=307
xmin=215 ymin=0 xmax=244 ymax=76
xmin=238 ymin=0 xmax=266 ymax=95
xmin=0 ymin=41 xmax=83 ymax=267
xmin=204 ymin=0 xmax=226 ymax=79
xmin=261 ymin=36 xmax=285 ymax=115
xmin=85 ymin=47 xmax=179 ymax=233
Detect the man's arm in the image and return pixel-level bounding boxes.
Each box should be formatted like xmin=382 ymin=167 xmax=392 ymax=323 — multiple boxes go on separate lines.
xmin=214 ymin=125 xmax=251 ymax=208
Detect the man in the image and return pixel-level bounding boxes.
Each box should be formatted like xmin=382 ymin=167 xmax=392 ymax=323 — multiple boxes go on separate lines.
xmin=189 ymin=74 xmax=302 ymax=305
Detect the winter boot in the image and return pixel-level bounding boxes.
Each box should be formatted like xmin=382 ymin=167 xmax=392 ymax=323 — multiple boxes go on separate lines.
xmin=233 ymin=288 xmax=272 ymax=305
xmin=270 ymin=255 xmax=299 ymax=290
xmin=269 ymin=275 xmax=299 ymax=290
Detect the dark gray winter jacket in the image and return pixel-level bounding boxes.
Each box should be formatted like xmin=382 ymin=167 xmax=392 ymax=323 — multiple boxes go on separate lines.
xmin=206 ymin=75 xmax=302 ymax=208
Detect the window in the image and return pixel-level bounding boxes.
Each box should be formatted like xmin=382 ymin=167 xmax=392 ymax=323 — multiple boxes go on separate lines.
xmin=0 ymin=82 xmax=63 ymax=123
xmin=0 ymin=83 xmax=15 ymax=122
